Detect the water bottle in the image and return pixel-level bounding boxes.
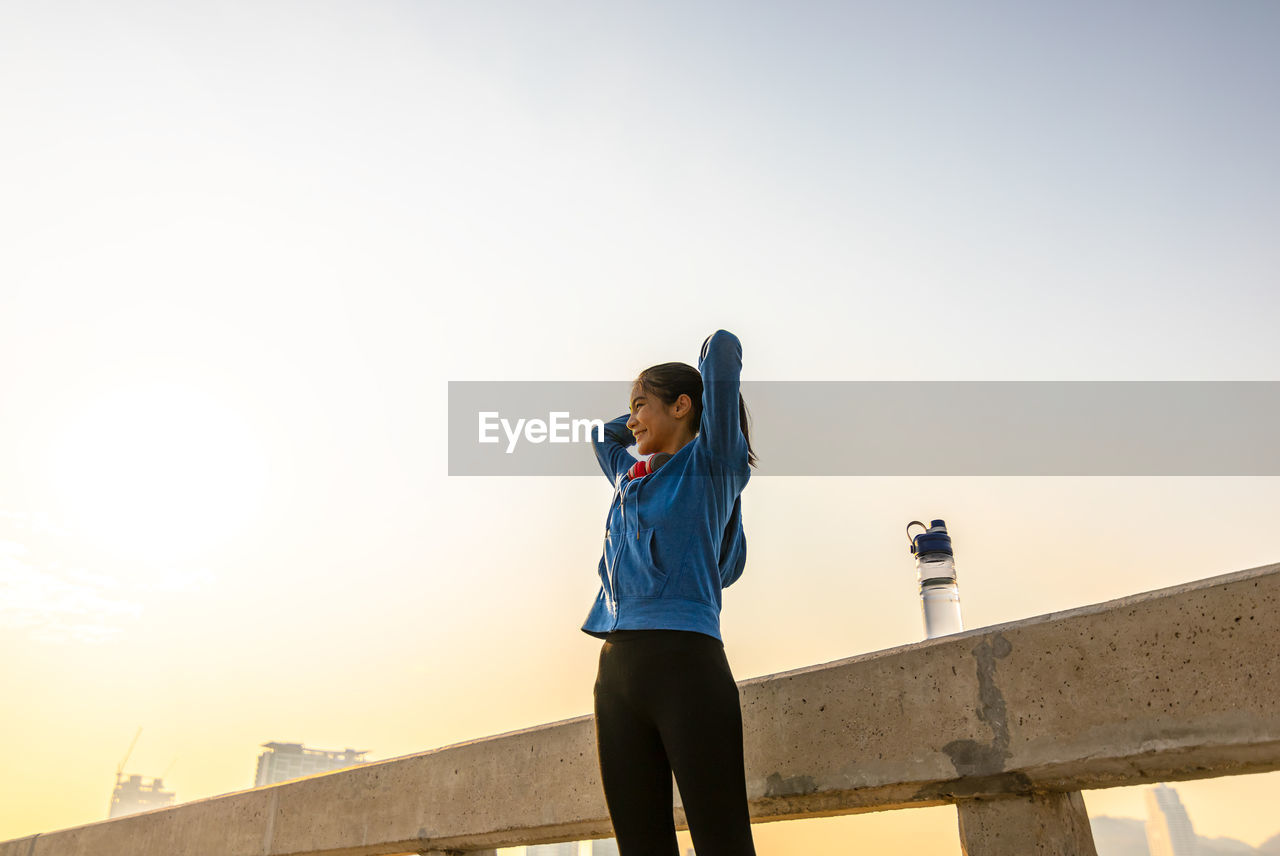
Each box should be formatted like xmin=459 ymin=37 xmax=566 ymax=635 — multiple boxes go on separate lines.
xmin=908 ymin=519 xmax=963 ymax=638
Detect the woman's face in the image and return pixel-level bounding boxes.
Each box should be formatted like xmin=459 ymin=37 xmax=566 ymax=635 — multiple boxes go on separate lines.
xmin=627 ymin=381 xmax=695 ymax=457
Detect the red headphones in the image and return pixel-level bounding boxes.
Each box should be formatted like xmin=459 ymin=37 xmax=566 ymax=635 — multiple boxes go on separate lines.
xmin=627 ymin=452 xmax=673 ymax=480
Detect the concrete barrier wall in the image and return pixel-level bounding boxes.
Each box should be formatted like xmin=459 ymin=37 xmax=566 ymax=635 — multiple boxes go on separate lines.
xmin=4 ymin=561 xmax=1277 ymax=856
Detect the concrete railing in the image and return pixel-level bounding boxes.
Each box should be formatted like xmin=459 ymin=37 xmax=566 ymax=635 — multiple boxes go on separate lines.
xmin=5 ymin=561 xmax=1278 ymax=856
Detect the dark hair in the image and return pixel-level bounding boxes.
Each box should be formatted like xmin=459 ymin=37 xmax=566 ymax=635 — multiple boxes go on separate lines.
xmin=634 ymin=362 xmax=759 ymax=468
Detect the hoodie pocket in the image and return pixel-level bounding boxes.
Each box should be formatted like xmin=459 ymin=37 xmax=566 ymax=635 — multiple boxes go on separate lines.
xmin=616 ymin=527 xmax=668 ymax=598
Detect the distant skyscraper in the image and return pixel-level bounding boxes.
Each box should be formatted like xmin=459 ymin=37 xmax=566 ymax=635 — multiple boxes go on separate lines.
xmin=527 ymin=845 xmax=577 ymax=856
xmin=108 ymin=774 xmax=175 ymax=818
xmin=1145 ymin=783 xmax=1198 ymax=856
xmin=253 ymin=742 xmax=369 ymax=786
xmin=525 ymin=840 xmax=618 ymax=855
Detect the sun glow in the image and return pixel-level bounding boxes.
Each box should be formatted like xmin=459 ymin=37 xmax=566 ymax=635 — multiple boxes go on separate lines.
xmin=49 ymin=380 xmax=269 ymax=566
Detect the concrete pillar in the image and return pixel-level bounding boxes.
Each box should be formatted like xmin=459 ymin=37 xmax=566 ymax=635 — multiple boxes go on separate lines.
xmin=956 ymin=791 xmax=1098 ymax=856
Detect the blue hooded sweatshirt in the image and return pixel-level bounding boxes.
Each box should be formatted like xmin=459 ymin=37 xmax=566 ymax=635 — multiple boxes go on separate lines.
xmin=580 ymin=329 xmax=750 ymax=643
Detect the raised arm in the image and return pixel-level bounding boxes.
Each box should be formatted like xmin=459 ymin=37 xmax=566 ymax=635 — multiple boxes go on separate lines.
xmin=592 ymin=412 xmax=636 ymax=482
xmin=698 ymin=329 xmax=749 ymax=464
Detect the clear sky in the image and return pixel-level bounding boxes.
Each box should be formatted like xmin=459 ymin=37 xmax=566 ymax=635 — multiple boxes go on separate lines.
xmin=2 ymin=1 xmax=1278 ymax=851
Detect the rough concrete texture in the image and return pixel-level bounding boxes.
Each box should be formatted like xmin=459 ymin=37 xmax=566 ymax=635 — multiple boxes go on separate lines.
xmin=741 ymin=561 xmax=1280 ymax=817
xmin=957 ymin=791 xmax=1098 ymax=856
xmin=2 ymin=561 xmax=1276 ymax=856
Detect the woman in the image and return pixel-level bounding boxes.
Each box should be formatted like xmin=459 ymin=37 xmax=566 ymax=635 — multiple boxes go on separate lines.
xmin=581 ymin=329 xmax=759 ymax=856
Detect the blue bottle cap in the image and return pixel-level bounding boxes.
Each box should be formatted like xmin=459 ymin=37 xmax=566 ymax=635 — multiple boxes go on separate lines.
xmin=909 ymin=519 xmax=954 ymax=557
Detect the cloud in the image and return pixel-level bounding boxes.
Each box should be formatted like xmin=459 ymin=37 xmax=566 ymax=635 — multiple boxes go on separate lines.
xmin=0 ymin=537 xmax=143 ymax=645
xmin=0 ymin=509 xmax=70 ymax=536
xmin=0 ymin=507 xmax=221 ymax=642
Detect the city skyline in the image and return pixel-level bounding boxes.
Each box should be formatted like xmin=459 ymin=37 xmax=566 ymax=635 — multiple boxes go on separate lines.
xmin=93 ymin=740 xmax=1280 ymax=856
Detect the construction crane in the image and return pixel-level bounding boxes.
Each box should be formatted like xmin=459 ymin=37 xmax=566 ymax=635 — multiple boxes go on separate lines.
xmin=115 ymin=727 xmax=143 ymax=786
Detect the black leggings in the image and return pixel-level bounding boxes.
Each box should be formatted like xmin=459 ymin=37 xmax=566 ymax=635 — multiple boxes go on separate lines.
xmin=593 ymin=629 xmax=757 ymax=856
